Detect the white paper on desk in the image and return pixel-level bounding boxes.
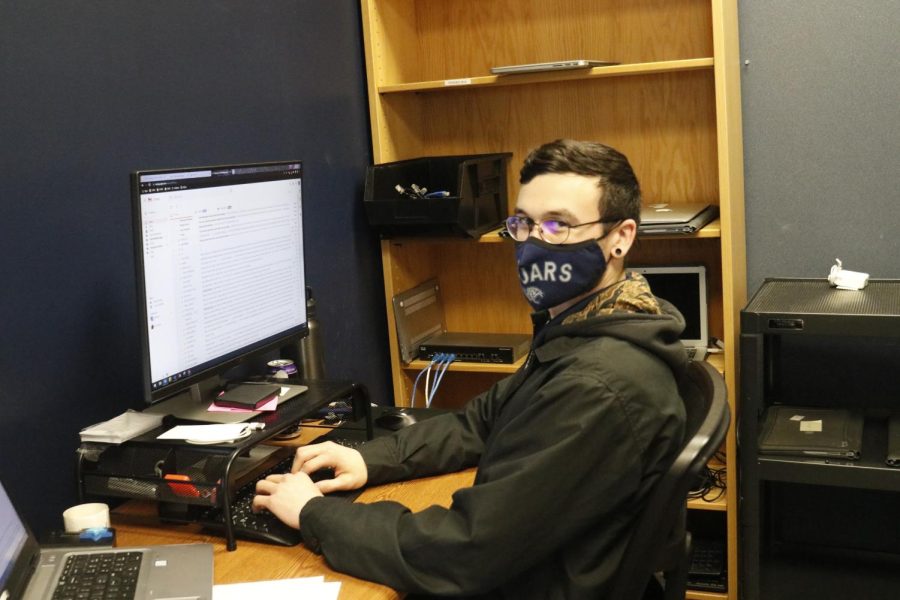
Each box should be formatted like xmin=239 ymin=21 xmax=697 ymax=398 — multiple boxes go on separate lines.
xmin=213 ymin=577 xmax=340 ymax=600
xmin=157 ymin=424 xmax=250 ymax=443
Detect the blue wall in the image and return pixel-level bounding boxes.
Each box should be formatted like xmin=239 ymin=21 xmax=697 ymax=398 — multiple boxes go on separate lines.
xmin=7 ymin=0 xmax=895 ymax=540
xmin=0 ymin=1 xmax=389 ymax=535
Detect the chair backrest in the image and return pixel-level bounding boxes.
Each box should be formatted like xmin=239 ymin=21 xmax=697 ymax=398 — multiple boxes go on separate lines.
xmin=608 ymin=360 xmax=730 ymax=599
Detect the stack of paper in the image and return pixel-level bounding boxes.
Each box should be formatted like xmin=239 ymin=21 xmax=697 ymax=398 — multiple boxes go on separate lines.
xmin=214 ymin=576 xmax=340 ymax=600
xmin=79 ymin=410 xmax=164 ymax=444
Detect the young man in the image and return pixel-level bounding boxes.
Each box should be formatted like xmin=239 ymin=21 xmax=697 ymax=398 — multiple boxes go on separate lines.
xmin=254 ymin=139 xmax=688 ymax=599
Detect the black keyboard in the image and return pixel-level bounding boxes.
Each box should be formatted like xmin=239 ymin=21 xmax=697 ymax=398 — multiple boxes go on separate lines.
xmin=687 ymin=539 xmax=726 ymax=592
xmin=689 ymin=539 xmax=724 ymax=576
xmin=685 ymin=346 xmax=708 ymax=361
xmin=321 ymin=435 xmax=367 ymax=449
xmin=199 ymin=441 xmax=366 ymax=546
xmin=53 ymin=551 xmax=142 ymax=600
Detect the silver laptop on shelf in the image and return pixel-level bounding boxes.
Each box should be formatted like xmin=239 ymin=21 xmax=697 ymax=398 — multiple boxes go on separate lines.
xmin=491 ymin=59 xmax=619 ymax=75
xmin=0 ymin=481 xmax=213 ymax=600
xmin=632 ymin=265 xmax=709 ymax=361
xmin=640 ymin=202 xmax=711 ymax=225
xmin=638 ymin=202 xmax=718 ymax=236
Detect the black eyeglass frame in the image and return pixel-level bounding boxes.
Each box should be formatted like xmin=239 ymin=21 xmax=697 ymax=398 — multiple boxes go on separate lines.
xmin=503 ymin=215 xmax=620 ymax=244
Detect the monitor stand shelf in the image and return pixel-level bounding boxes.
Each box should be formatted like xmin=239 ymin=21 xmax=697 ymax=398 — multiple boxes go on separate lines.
xmin=144 ymin=381 xmax=309 ymax=424
xmin=75 ymin=379 xmax=372 ymax=550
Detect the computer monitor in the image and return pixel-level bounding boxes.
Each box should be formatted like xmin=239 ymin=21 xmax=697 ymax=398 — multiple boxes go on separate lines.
xmin=131 ymin=161 xmax=308 ymax=420
xmin=631 ymin=265 xmax=709 ymax=349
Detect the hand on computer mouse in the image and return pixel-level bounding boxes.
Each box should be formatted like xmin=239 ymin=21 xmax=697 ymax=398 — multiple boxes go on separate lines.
xmin=292 ymin=441 xmax=368 ymax=494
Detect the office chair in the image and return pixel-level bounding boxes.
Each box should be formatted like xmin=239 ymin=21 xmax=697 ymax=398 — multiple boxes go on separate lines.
xmin=608 ymin=359 xmax=730 ymax=600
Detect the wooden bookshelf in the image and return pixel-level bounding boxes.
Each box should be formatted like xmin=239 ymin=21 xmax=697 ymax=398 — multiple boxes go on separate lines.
xmin=360 ymin=1 xmax=746 ymax=596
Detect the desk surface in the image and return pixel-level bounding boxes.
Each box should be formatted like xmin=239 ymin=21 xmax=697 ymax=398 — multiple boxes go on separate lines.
xmin=113 ymin=458 xmax=476 ymax=599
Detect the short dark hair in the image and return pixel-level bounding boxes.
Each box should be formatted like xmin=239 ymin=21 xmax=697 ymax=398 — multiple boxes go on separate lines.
xmin=519 ymin=139 xmax=642 ymax=224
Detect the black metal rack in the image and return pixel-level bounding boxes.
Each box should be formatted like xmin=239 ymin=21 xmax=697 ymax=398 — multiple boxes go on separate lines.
xmin=739 ymin=278 xmax=900 ymax=600
xmin=76 ymin=379 xmax=372 ymax=550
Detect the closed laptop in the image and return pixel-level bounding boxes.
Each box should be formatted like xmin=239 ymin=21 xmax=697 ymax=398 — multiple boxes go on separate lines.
xmin=758 ymin=406 xmax=863 ymax=459
xmin=639 ymin=203 xmax=718 ymax=235
xmin=640 ymin=202 xmax=711 ymax=225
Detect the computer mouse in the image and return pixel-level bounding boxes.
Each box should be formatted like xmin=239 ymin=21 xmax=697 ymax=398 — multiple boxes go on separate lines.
xmin=375 ymin=409 xmax=418 ymax=431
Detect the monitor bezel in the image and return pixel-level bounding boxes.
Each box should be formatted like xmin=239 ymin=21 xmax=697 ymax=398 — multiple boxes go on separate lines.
xmin=130 ymin=160 xmax=309 ymax=407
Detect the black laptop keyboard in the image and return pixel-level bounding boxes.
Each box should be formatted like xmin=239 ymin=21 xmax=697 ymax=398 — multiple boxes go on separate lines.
xmin=53 ymin=550 xmax=143 ymax=600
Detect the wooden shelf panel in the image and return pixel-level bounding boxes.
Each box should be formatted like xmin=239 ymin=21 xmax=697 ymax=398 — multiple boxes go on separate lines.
xmin=686 ymin=590 xmax=728 ymax=600
xmin=366 ymin=0 xmax=714 ymax=87
xmin=376 ymin=69 xmax=720 ymax=206
xmin=402 ymin=356 xmax=525 ymax=375
xmin=402 ymin=355 xmax=726 ymax=380
xmin=378 ymin=58 xmax=715 ymax=94
xmin=706 ymin=353 xmax=725 ymax=375
xmin=688 ymin=495 xmax=727 ymax=512
xmin=383 ymin=239 xmax=529 ymax=334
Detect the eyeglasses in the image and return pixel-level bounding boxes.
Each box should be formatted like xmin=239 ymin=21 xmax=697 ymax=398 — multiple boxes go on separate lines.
xmin=504 ymin=215 xmax=615 ymax=244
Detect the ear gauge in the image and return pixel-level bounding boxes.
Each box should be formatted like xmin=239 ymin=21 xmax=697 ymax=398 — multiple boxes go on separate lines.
xmin=613 ymin=248 xmax=623 ymax=257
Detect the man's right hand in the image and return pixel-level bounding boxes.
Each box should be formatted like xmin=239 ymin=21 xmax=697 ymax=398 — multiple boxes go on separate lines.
xmin=292 ymin=441 xmax=368 ymax=494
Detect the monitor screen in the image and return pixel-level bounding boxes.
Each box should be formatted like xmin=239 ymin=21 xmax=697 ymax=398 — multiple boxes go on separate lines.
xmin=632 ymin=265 xmax=708 ymax=344
xmin=132 ymin=161 xmax=308 ymax=407
xmin=0 ymin=482 xmax=30 ymax=595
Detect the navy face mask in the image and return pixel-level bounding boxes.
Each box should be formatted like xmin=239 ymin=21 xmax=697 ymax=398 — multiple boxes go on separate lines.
xmin=515 ymin=236 xmax=610 ymax=311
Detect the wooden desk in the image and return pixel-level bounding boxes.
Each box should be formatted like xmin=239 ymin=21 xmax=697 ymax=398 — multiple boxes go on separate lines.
xmin=112 ymin=466 xmax=476 ymax=599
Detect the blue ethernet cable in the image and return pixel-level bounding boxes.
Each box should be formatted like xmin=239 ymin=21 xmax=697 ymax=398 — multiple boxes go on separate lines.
xmin=410 ymin=353 xmax=439 ymax=407
xmin=427 ymin=353 xmax=456 ymax=408
xmin=426 ymin=353 xmax=450 ymax=406
xmin=424 ymin=354 xmax=435 ymax=403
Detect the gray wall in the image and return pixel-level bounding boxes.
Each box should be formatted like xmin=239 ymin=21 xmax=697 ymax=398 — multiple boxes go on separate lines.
xmin=740 ymin=0 xmax=900 ymax=294
xmin=0 ymin=2 xmax=389 ymax=535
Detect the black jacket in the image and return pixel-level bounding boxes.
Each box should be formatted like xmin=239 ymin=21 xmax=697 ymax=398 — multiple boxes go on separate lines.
xmin=300 ymin=285 xmax=687 ymax=599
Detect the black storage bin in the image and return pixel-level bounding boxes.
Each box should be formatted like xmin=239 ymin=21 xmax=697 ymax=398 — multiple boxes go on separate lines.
xmin=364 ymin=153 xmax=512 ymax=238
xmin=79 ymin=444 xmax=228 ymax=507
